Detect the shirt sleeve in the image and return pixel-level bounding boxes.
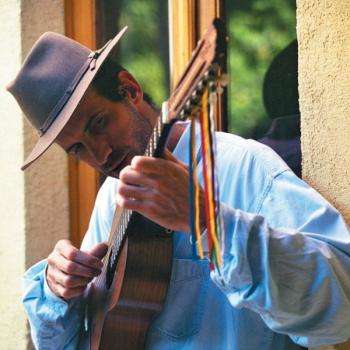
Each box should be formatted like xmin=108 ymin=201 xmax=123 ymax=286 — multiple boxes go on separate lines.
xmin=210 ymin=170 xmax=350 ymax=348
xmin=22 ymin=177 xmax=117 ymax=349
xmin=22 ymin=260 xmax=83 ymax=349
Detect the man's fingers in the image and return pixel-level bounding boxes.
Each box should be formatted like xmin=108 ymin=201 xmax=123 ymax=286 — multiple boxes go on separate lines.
xmin=54 ymin=283 xmax=86 ymax=300
xmin=48 ymin=266 xmax=92 ymax=288
xmin=118 ymin=182 xmax=154 ymax=201
xmin=56 ymin=239 xmax=103 ymax=270
xmin=48 ymin=251 xmax=101 ymax=278
xmin=119 ymin=166 xmax=155 ymax=187
xmin=116 ymin=195 xmax=159 ymax=217
xmin=130 ymin=154 xmax=188 ymax=176
xmin=46 ymin=240 xmax=108 ymax=300
xmin=130 ymin=156 xmax=168 ymax=174
xmin=88 ymin=242 xmax=109 ymax=259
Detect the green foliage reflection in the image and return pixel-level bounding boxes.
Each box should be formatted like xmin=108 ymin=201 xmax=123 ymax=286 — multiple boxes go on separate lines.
xmin=117 ymin=0 xmax=169 ymax=107
xmin=227 ymin=0 xmax=296 ymax=138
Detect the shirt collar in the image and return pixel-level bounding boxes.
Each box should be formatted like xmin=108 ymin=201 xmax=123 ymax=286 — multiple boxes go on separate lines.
xmin=172 ymin=121 xmax=202 ymax=166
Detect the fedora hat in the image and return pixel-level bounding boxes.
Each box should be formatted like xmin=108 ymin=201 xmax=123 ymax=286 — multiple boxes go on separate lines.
xmin=6 ymin=26 xmax=127 ymax=170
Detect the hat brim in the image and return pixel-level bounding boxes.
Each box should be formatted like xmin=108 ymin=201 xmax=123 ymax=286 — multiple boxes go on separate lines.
xmin=21 ymin=26 xmax=128 ymax=170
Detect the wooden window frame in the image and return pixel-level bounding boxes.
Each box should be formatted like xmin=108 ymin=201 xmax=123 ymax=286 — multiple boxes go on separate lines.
xmin=65 ymin=0 xmax=100 ymax=246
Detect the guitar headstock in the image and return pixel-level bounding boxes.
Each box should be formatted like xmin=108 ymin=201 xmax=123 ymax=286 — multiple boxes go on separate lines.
xmin=165 ymin=18 xmax=227 ymax=122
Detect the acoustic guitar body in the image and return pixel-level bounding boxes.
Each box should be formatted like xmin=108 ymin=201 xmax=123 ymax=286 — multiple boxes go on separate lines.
xmin=85 ymin=212 xmax=173 ymax=350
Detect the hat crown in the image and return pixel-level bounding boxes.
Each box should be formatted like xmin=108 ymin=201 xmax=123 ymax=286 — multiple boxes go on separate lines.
xmin=7 ymin=32 xmax=91 ymax=131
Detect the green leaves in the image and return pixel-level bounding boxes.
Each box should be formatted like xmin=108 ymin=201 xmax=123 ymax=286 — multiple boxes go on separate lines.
xmin=117 ymin=0 xmax=169 ymax=106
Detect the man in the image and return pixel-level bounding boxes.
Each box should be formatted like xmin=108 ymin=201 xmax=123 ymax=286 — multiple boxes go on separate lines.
xmin=7 ymin=29 xmax=350 ymax=350
xmin=258 ymin=39 xmax=301 ymax=178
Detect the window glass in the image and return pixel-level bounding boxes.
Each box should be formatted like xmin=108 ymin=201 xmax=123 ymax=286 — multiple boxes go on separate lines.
xmin=226 ymin=0 xmax=297 ymax=138
xmin=97 ymin=0 xmax=169 ymax=107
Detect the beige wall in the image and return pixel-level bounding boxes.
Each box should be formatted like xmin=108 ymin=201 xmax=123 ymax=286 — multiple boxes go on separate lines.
xmin=297 ymin=1 xmax=350 ymax=349
xmin=297 ymin=0 xmax=350 ymax=224
xmin=0 ymin=1 xmax=26 ymax=348
xmin=0 ymin=0 xmax=69 ymax=349
xmin=21 ymin=0 xmax=70 ymax=269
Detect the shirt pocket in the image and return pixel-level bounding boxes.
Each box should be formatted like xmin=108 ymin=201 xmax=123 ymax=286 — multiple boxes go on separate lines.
xmin=151 ymin=258 xmax=209 ymax=339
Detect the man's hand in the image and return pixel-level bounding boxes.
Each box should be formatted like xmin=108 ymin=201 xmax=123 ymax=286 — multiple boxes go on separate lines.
xmin=46 ymin=240 xmax=108 ymax=300
xmin=117 ymin=149 xmax=205 ymax=233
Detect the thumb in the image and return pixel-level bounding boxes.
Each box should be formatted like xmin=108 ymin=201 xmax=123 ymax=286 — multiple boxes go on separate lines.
xmin=88 ymin=242 xmax=109 ymax=259
xmin=162 ymin=148 xmax=188 ymax=169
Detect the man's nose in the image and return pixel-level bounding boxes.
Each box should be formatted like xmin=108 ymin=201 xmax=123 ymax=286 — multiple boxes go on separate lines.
xmin=83 ymin=136 xmax=111 ymax=166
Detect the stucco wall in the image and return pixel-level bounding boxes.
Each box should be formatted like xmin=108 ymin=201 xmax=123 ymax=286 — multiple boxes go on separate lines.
xmin=0 ymin=1 xmax=26 ymax=348
xmin=0 ymin=0 xmax=69 ymax=348
xmin=21 ymin=0 xmax=69 ymax=268
xmin=297 ymin=1 xmax=350 ymax=349
xmin=297 ymin=0 xmax=350 ymax=224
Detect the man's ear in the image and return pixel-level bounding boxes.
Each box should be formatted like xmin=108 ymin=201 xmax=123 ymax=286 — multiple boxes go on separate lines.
xmin=116 ymin=70 xmax=143 ymax=105
xmin=118 ymin=86 xmax=137 ymax=99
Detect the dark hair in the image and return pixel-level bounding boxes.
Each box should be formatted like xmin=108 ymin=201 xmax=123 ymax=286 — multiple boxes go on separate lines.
xmin=92 ymin=57 xmax=158 ymax=109
xmin=263 ymin=39 xmax=300 ymax=119
xmin=92 ymin=57 xmax=125 ymax=101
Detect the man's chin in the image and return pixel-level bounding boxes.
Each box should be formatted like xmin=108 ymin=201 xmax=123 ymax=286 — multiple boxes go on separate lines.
xmin=106 ymin=170 xmax=120 ymax=179
xmin=105 ymin=154 xmax=132 ymax=178
xmin=100 ymin=166 xmax=120 ymax=179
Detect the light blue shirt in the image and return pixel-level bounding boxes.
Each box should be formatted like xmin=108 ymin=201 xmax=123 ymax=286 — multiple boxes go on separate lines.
xmin=23 ymin=126 xmax=350 ymax=349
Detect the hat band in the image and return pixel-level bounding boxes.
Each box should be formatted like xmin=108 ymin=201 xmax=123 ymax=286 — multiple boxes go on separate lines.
xmin=39 ymin=40 xmax=111 ymax=135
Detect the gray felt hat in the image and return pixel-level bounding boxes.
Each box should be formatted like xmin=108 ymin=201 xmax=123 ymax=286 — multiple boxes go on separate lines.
xmin=6 ymin=27 xmax=127 ymax=170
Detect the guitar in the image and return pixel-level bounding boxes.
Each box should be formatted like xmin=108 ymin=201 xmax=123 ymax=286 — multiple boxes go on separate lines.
xmin=79 ymin=18 xmax=227 ymax=350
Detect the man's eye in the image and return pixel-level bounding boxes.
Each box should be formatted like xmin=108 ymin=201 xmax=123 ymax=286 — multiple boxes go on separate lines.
xmin=68 ymin=144 xmax=82 ymax=157
xmin=90 ymin=114 xmax=106 ymax=134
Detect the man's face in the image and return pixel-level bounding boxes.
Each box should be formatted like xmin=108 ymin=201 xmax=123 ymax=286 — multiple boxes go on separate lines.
xmin=56 ymin=87 xmax=153 ymax=178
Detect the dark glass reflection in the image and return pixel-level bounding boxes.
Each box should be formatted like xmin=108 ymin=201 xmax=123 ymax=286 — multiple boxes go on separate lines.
xmin=226 ymin=0 xmax=297 ymax=139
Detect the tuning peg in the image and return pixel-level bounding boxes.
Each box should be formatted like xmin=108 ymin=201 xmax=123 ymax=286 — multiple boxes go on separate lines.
xmin=197 ymin=80 xmax=206 ymax=94
xmin=184 ymin=100 xmax=192 ymax=115
xmin=209 ymin=91 xmax=217 ymax=104
xmin=218 ymin=73 xmax=229 ymax=87
xmin=190 ymin=92 xmax=200 ymax=106
xmin=179 ymin=110 xmax=185 ymax=120
xmin=161 ymin=101 xmax=169 ymax=124
xmin=216 ymin=86 xmax=224 ymax=95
